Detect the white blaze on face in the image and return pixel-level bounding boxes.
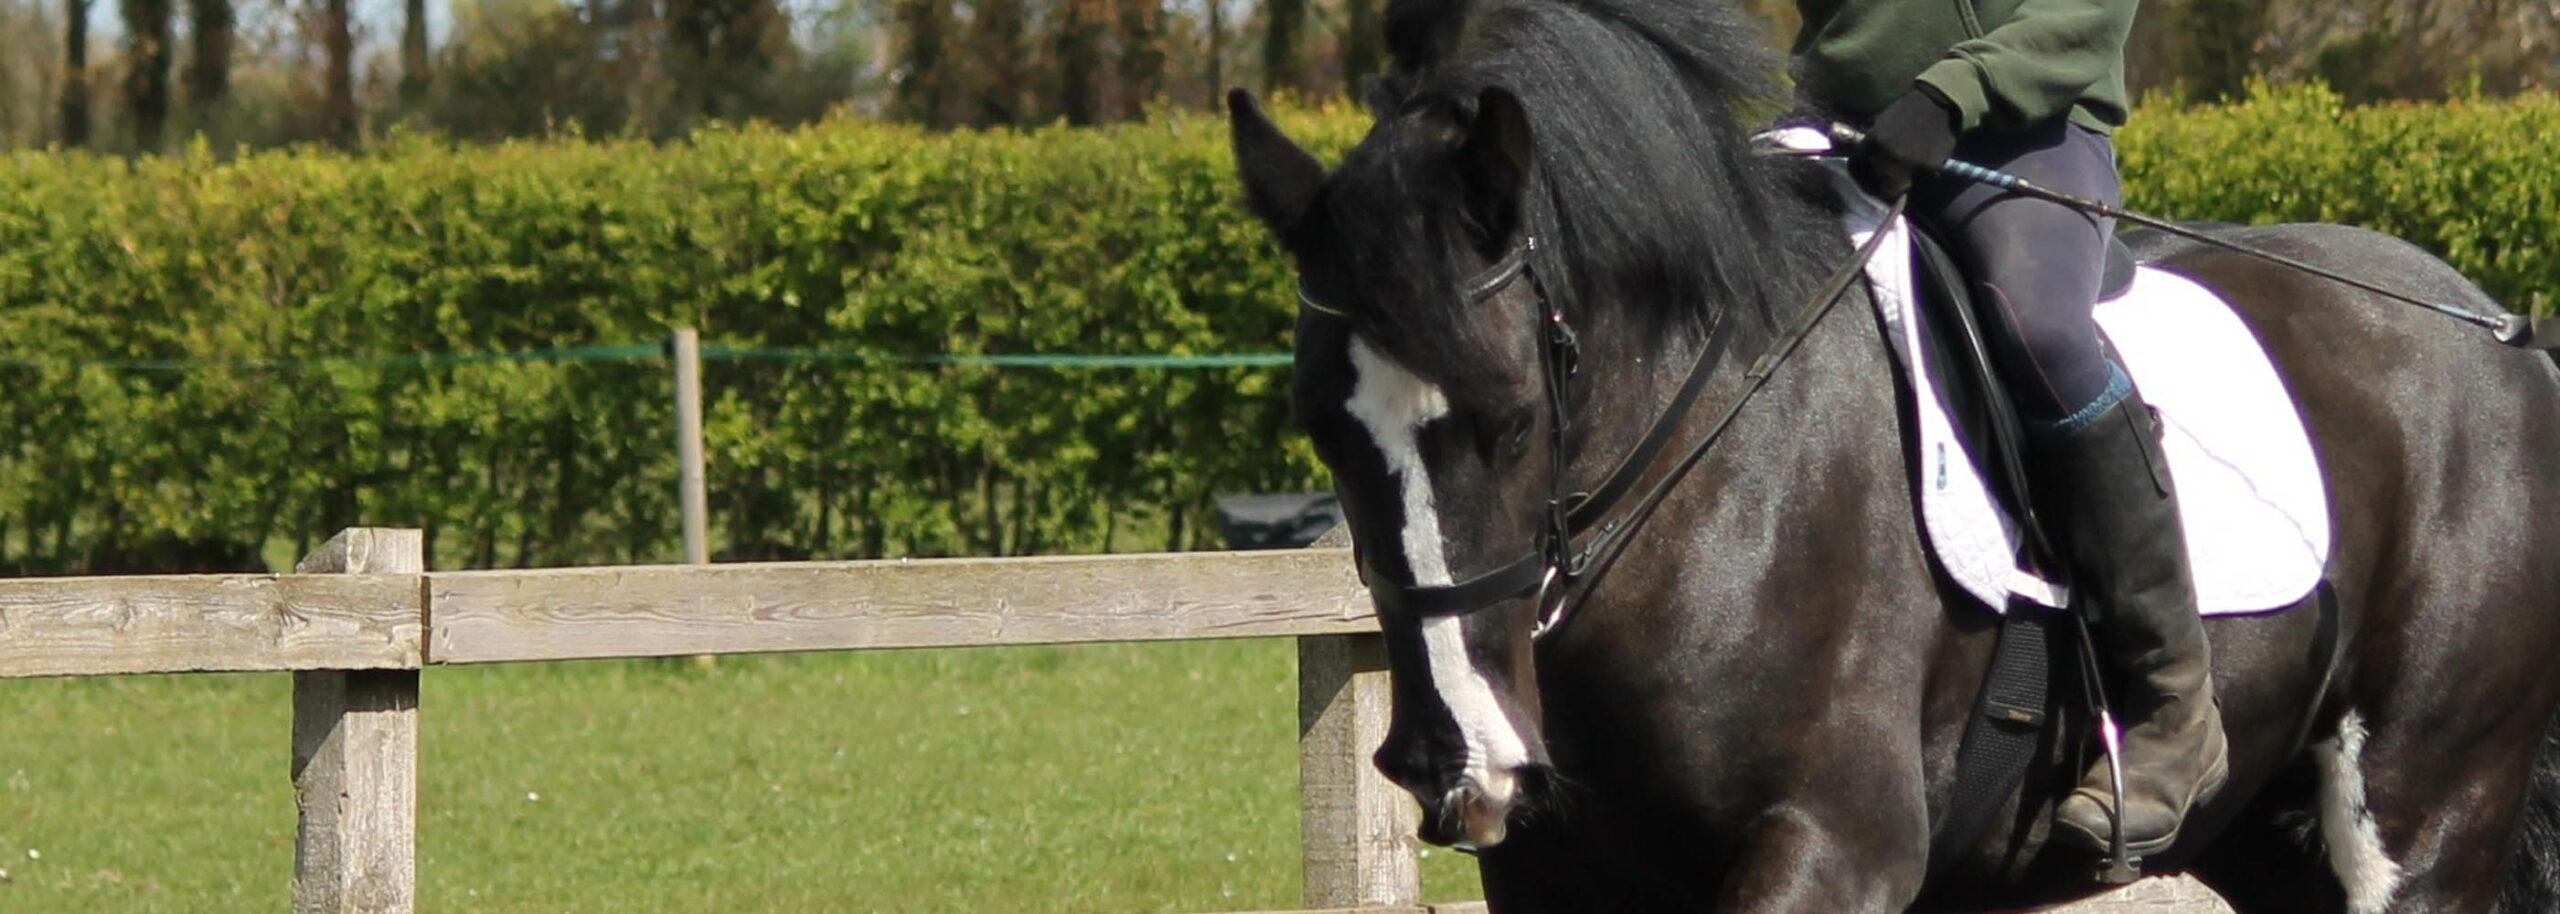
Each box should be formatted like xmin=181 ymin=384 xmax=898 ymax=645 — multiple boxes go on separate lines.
xmin=1343 ymin=339 xmax=1533 ymax=807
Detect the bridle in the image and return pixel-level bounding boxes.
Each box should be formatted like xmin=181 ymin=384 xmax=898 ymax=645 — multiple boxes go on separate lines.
xmin=1297 ymin=200 xmax=1903 ymax=638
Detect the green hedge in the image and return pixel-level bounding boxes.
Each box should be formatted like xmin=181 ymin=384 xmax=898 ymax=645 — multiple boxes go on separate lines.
xmin=2118 ymin=83 xmax=2560 ymax=310
xmin=0 ymin=107 xmax=1366 ymax=571
xmin=1 ymin=86 xmax=2551 ymax=572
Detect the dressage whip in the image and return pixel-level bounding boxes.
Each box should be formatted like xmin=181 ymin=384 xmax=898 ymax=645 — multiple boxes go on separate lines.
xmin=1821 ymin=123 xmax=2560 ymax=351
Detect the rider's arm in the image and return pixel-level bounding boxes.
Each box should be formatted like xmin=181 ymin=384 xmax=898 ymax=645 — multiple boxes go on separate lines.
xmin=1913 ymin=0 xmax=2138 ymax=132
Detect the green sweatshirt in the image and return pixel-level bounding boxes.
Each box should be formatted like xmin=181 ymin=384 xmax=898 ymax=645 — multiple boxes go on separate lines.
xmin=1792 ymin=0 xmax=2138 ymax=134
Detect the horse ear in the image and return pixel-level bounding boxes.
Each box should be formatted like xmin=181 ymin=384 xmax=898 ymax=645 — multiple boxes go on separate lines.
xmin=1457 ymin=86 xmax=1532 ymax=242
xmin=1228 ymin=89 xmax=1326 ymax=233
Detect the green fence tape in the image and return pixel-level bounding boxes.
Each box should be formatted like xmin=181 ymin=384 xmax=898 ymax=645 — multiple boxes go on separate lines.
xmin=0 ymin=344 xmax=1293 ymax=372
xmin=699 ymin=346 xmax=1292 ymax=368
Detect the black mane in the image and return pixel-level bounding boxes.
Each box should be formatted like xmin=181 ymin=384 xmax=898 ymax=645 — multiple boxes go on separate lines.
xmin=1322 ymin=0 xmax=1844 ymax=406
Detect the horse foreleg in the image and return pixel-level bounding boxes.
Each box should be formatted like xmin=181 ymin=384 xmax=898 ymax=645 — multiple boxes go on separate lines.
xmin=1473 ymin=810 xmax=1714 ymax=913
xmin=1705 ymin=803 xmax=1927 ymax=913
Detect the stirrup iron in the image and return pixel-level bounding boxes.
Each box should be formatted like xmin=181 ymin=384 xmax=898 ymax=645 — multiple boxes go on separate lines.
xmin=2096 ymin=709 xmax=2140 ymax=884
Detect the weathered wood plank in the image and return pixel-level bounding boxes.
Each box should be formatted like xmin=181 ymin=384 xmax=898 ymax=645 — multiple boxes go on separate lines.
xmin=1205 ymin=907 xmax=1433 ymax=914
xmin=427 ymin=549 xmax=1374 ymax=664
xmin=1300 ymin=633 xmax=1421 ymax=909
xmin=2049 ymin=875 xmax=2234 ymax=913
xmin=1274 ymin=874 xmax=2235 ymax=914
xmin=1204 ymin=907 xmax=1429 ymax=914
xmin=293 ymin=528 xmax=422 ymax=914
xmin=0 ymin=572 xmax=421 ymax=678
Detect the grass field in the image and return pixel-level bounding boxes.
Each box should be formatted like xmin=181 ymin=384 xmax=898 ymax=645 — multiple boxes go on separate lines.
xmin=0 ymin=640 xmax=1481 ymax=912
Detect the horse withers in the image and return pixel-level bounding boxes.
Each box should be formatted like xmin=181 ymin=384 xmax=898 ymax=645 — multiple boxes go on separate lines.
xmin=1225 ymin=0 xmax=2560 ymax=909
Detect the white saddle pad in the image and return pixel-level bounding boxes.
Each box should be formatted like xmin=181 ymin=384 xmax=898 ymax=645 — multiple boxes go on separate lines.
xmin=1763 ymin=128 xmax=2331 ymax=614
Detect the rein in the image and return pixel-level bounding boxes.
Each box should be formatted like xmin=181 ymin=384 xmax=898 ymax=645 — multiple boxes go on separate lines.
xmin=1299 ymin=198 xmax=1907 ymax=636
xmin=1817 ymin=122 xmax=2560 ymax=351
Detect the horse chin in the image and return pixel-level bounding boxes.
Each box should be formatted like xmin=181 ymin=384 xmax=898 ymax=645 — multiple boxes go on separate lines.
xmin=1428 ymin=770 xmax=1522 ymax=851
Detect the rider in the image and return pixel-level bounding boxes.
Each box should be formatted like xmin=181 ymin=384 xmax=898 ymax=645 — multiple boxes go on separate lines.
xmin=1791 ymin=0 xmax=2228 ymax=859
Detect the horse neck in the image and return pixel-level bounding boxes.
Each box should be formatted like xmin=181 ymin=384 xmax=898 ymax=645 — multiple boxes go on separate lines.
xmin=1555 ymin=192 xmax=1852 ymax=490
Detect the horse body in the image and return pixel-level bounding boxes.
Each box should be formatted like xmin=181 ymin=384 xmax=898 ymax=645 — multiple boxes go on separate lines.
xmin=1229 ymin=0 xmax=2560 ymax=908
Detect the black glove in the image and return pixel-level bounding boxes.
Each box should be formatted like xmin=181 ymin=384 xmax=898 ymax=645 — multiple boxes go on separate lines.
xmin=1851 ymin=86 xmax=1960 ymax=200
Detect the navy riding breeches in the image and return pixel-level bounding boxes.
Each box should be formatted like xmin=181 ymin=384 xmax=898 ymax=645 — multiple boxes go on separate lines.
xmin=1908 ymin=118 xmax=2127 ymax=430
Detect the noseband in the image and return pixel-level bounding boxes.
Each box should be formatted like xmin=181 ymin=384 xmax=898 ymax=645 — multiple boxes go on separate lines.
xmin=1300 ymin=207 xmax=1899 ymax=637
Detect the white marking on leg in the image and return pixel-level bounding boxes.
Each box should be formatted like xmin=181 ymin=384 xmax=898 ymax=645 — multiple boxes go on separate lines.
xmin=2317 ymin=709 xmax=2403 ymax=914
xmin=1343 ymin=340 xmax=1532 ymax=802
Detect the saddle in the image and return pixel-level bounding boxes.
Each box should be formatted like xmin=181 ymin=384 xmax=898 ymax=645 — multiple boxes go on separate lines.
xmin=1871 ymin=207 xmax=2330 ymax=616
xmin=1897 ymin=219 xmax=2137 ymax=565
xmin=1759 ymin=125 xmax=2330 ymax=614
xmin=1758 ymin=124 xmax=2332 ymax=880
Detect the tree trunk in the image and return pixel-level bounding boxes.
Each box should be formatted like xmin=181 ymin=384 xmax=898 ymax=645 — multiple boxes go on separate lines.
xmin=1205 ymin=0 xmax=1224 ymax=105
xmin=1341 ymin=0 xmax=1380 ymax=101
xmin=967 ymin=0 xmax=1027 ymax=125
xmin=121 ymin=0 xmax=173 ymax=150
xmin=2186 ymin=0 xmax=2270 ymax=101
xmin=59 ymin=0 xmax=89 ymax=146
xmin=894 ymin=0 xmax=952 ymax=126
xmin=665 ymin=0 xmax=712 ymax=119
xmin=1261 ymin=0 xmax=1305 ymax=95
xmin=399 ymin=0 xmax=427 ymax=105
xmin=323 ymin=0 xmax=354 ymax=147
xmin=185 ymin=0 xmax=233 ymax=126
xmin=1057 ymin=0 xmax=1102 ymax=125
xmin=1113 ymin=0 xmax=1163 ymax=118
xmin=718 ymin=0 xmax=786 ymax=118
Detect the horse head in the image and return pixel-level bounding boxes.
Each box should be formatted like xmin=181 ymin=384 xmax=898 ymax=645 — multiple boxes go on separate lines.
xmin=1227 ymin=0 xmax=1838 ymax=850
xmin=1231 ymin=86 xmax=1561 ymax=850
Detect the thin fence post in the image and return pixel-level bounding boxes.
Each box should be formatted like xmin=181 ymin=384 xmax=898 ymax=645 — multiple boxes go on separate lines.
xmin=1299 ymin=630 xmax=1421 ymax=908
xmin=671 ymin=329 xmax=720 ymax=669
xmin=671 ymin=328 xmax=709 ymax=566
xmin=292 ymin=527 xmax=424 ymax=914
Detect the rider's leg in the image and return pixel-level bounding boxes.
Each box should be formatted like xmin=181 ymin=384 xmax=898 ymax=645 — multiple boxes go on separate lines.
xmin=1910 ymin=119 xmax=2228 ymax=858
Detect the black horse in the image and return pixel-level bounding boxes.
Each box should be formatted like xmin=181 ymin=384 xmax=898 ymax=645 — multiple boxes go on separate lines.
xmin=1226 ymin=0 xmax=2560 ymax=909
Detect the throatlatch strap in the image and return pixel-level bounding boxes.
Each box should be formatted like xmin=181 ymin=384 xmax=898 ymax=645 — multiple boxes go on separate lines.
xmin=1926 ymin=604 xmax=2057 ymax=882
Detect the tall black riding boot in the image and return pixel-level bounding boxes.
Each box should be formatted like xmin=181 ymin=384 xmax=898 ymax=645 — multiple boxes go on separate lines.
xmin=2038 ymin=394 xmax=2229 ymax=859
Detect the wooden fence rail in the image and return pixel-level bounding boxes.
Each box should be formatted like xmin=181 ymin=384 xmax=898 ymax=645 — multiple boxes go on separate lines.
xmin=0 ymin=527 xmax=2225 ymax=914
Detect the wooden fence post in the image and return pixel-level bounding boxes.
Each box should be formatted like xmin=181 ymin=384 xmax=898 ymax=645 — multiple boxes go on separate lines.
xmin=1299 ymin=632 xmax=1421 ymax=908
xmin=671 ymin=328 xmax=709 ymax=566
xmin=671 ymin=329 xmax=720 ymax=670
xmin=292 ymin=528 xmax=424 ymax=914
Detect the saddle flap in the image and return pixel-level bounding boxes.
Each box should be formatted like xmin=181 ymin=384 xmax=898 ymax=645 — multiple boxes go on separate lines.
xmin=1877 ymin=212 xmax=2332 ymax=616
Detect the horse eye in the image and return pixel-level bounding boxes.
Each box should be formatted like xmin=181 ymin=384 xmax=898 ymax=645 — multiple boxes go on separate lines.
xmin=1504 ymin=414 xmax=1537 ymax=453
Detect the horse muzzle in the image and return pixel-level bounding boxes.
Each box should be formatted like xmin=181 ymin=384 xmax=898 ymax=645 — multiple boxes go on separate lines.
xmin=1395 ymin=761 xmax=1552 ymax=851
xmin=1425 ymin=772 xmax=1519 ymax=850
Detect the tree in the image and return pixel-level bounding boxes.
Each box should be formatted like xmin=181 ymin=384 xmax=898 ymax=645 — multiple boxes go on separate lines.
xmin=2124 ymin=0 xmax=2272 ymax=101
xmin=966 ymin=0 xmax=1029 ymax=124
xmin=1112 ymin=0 xmax=1163 ymax=118
xmin=1340 ymin=0 xmax=1380 ymax=101
xmin=121 ymin=0 xmax=173 ymax=148
xmin=893 ymin=0 xmax=954 ymax=126
xmin=667 ymin=0 xmax=790 ymax=122
xmin=323 ymin=0 xmax=354 ymax=146
xmin=1057 ymin=0 xmax=1103 ymax=124
xmin=1203 ymin=0 xmax=1224 ymax=105
xmin=59 ymin=0 xmax=88 ymax=146
xmin=186 ymin=0 xmax=233 ymax=127
xmin=400 ymin=0 xmax=428 ymax=105
xmin=1260 ymin=0 xmax=1304 ymax=94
